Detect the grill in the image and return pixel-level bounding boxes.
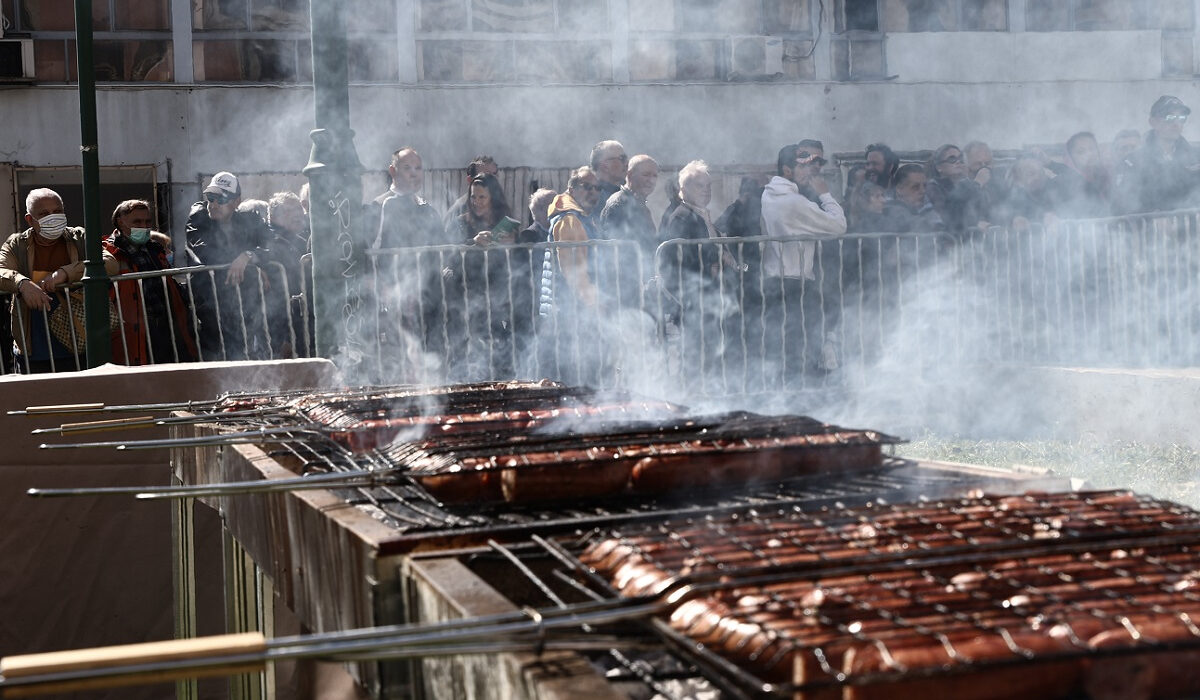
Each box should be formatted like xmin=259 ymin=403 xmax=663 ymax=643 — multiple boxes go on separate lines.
xmin=450 ymin=489 xmax=1200 ymax=700
xmin=15 ymin=381 xmax=1089 ymax=698
xmin=158 ymin=380 xmax=918 ymax=551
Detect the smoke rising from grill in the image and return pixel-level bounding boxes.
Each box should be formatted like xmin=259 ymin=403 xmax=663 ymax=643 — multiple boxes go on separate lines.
xmin=91 ymin=2 xmax=1200 ymax=484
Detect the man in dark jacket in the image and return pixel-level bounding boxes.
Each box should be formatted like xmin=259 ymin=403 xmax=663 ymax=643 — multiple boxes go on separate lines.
xmin=590 ymin=140 xmax=628 ymax=206
xmin=1115 ymin=95 xmax=1200 ymax=214
xmin=1048 ymin=131 xmax=1111 ymax=219
xmin=185 ymin=171 xmax=270 ymax=360
xmin=369 ymin=147 xmax=453 ymax=376
xmin=599 ymin=154 xmax=658 ymax=309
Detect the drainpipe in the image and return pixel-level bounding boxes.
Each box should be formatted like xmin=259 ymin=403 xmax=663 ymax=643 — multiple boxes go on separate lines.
xmin=74 ymin=0 xmax=111 ymax=367
xmin=303 ymin=0 xmax=371 ymax=380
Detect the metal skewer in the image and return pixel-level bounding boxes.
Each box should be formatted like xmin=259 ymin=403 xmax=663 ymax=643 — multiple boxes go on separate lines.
xmin=12 ymin=529 xmax=1200 ymax=696
xmin=26 ymin=470 xmax=404 ymax=499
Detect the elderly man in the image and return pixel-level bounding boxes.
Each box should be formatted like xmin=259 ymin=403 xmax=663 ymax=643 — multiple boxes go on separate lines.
xmin=104 ymin=199 xmax=197 ymax=365
xmin=599 ymin=154 xmax=658 ymax=308
xmin=1115 ymin=95 xmax=1200 ymax=214
xmin=964 ymin=140 xmax=1005 ymax=219
xmin=590 ymin=140 xmax=628 ymax=206
xmin=185 ymin=171 xmax=270 ymax=360
xmin=600 ymin=154 xmax=658 ymax=247
xmin=0 ymin=188 xmax=117 ymax=373
xmin=520 ymin=188 xmax=556 ymax=244
xmin=761 ymin=140 xmax=846 ymax=385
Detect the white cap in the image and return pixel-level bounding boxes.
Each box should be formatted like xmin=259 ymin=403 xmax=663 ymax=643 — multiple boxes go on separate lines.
xmin=203 ymin=171 xmax=240 ymax=197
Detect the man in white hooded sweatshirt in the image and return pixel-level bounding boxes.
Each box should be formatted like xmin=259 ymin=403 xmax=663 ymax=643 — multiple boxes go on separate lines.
xmin=760 ymin=141 xmax=846 ymax=387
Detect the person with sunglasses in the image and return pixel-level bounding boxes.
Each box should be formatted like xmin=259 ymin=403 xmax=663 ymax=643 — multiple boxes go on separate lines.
xmin=760 ymin=140 xmax=846 ymax=387
xmin=1113 ymin=95 xmax=1200 ymax=214
xmin=538 ymin=166 xmax=603 ymax=384
xmin=184 ymin=171 xmax=270 ymax=360
xmin=925 ymin=144 xmax=990 ymax=235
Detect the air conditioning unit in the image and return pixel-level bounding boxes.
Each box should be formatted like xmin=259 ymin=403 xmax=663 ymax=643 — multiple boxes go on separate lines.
xmin=0 ymin=38 xmax=34 ymax=82
xmin=730 ymin=37 xmax=784 ymax=79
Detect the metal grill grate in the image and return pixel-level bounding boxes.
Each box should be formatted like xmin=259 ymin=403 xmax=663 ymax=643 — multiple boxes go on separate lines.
xmin=567 ymin=490 xmax=1200 ymax=696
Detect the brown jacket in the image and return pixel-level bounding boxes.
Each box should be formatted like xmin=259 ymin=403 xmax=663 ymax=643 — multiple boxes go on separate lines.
xmin=0 ymin=227 xmax=118 ymax=357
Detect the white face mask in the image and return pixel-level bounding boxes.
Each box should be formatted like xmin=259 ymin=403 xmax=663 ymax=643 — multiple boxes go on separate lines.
xmin=36 ymin=213 xmax=68 ymax=240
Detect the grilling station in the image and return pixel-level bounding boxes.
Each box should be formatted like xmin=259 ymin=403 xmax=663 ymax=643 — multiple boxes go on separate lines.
xmin=8 ymin=378 xmax=1198 ymax=699
xmin=9 ymin=5 xmax=1200 ymax=698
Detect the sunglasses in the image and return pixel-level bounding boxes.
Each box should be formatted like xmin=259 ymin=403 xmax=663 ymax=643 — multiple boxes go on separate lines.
xmin=575 ymin=183 xmax=601 ymax=193
xmin=205 ymin=192 xmax=235 ymax=204
xmin=796 ymin=152 xmax=828 ymax=167
xmin=1164 ymin=114 xmax=1189 ymax=123
xmin=939 ymin=155 xmax=964 ymax=165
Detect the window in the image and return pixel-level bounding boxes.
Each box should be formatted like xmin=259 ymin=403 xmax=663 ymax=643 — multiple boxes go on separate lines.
xmin=15 ymin=165 xmax=164 ymax=238
xmin=1026 ymin=1 xmax=1193 ymax=31
xmin=9 ymin=0 xmax=172 ymax=82
xmin=191 ymin=0 xmax=396 ymax=83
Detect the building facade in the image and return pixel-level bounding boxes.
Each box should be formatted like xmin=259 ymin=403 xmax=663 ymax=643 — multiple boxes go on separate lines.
xmin=0 ymin=0 xmax=1196 ymax=235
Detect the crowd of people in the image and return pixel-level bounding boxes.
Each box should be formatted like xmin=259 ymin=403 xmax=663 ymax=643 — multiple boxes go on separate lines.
xmin=2 ymin=93 xmax=1198 ymax=380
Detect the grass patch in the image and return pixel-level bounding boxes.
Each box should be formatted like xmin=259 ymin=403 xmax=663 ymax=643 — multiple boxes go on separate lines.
xmin=898 ymin=432 xmax=1200 ymax=508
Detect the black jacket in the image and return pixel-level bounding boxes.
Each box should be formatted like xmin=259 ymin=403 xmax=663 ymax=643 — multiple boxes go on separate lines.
xmin=376 ymin=192 xmax=446 ymax=249
xmin=185 ymin=203 xmax=269 ymax=266
xmin=1114 ymin=132 xmax=1200 ymax=214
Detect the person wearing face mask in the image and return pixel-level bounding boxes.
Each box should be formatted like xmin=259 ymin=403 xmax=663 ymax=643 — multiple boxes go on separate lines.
xmin=0 ymin=187 xmax=118 ymax=373
xmin=103 ymin=199 xmax=198 ymax=365
xmin=185 ymin=171 xmax=270 ymax=360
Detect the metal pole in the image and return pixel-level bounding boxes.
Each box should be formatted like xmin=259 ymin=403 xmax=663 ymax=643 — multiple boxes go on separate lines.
xmin=73 ymin=0 xmax=111 ymax=367
xmin=304 ymin=0 xmax=370 ymax=380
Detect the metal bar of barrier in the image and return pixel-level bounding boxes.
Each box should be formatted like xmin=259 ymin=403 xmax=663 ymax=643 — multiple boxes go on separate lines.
xmin=1 ymin=261 xmax=298 ymax=374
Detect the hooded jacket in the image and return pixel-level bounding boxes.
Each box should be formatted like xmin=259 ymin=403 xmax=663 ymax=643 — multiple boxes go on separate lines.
xmin=759 ymin=176 xmax=846 ymax=280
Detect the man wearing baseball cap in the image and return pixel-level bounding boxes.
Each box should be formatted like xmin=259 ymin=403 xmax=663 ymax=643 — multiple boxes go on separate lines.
xmin=1114 ymin=95 xmax=1200 ymax=214
xmin=185 ymin=171 xmax=270 ymax=359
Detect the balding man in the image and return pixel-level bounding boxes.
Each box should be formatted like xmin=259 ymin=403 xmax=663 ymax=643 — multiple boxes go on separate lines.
xmin=0 ymin=188 xmax=117 ymax=372
xmin=600 ymin=155 xmax=659 ymax=308
xmin=600 ymin=154 xmax=658 ymax=247
xmin=375 ymin=146 xmax=445 ymax=248
xmin=590 ymin=140 xmax=628 ymax=205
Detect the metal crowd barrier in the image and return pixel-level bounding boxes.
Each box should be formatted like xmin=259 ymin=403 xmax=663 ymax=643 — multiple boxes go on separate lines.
xmin=362 ymin=210 xmax=1200 ymax=398
xmin=1 ymin=260 xmax=307 ymax=375
xmin=367 ymin=239 xmax=655 ymax=387
xmin=8 ymin=210 xmax=1197 ymax=391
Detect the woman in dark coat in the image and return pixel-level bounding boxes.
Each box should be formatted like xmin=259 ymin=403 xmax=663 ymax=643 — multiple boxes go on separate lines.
xmin=444 ymin=174 xmax=521 ymax=379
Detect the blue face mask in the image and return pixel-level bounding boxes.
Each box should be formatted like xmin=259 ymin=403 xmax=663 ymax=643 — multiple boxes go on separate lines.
xmin=129 ymin=227 xmax=151 ymax=245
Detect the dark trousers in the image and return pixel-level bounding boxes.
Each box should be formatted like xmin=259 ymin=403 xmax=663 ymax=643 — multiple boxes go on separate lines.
xmin=762 ymin=276 xmax=826 ymax=389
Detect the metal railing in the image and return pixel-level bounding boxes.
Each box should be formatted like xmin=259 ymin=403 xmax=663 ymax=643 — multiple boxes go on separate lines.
xmin=9 ymin=210 xmax=1199 ymax=395
xmin=360 ymin=210 xmax=1200 ymax=397
xmin=366 ymin=239 xmax=656 ymax=387
xmin=1 ymin=261 xmax=309 ymax=375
